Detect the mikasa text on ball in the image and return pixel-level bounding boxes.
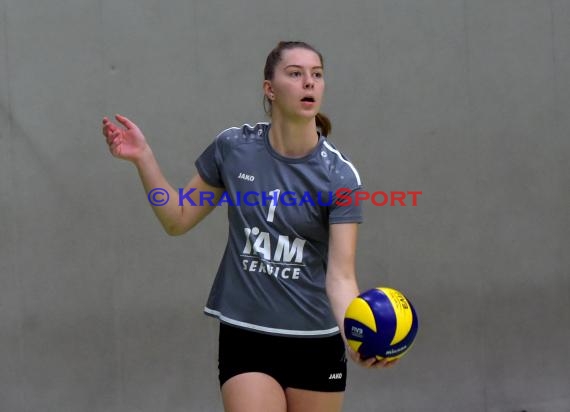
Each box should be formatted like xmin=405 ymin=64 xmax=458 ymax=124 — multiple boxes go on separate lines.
xmin=344 ymin=287 xmax=419 ymax=360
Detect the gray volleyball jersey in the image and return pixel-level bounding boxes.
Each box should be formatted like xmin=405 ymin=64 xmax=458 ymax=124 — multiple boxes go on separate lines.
xmin=195 ymin=122 xmax=363 ymax=337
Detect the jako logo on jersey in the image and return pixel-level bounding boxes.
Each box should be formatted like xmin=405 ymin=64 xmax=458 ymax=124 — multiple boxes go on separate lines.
xmin=238 ymin=172 xmax=255 ymax=182
xmin=328 ymin=373 xmax=343 ymax=380
xmin=243 ymin=227 xmax=305 ymax=263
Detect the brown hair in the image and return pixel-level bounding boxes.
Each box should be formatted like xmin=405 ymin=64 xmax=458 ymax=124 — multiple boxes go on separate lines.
xmin=263 ymin=41 xmax=332 ymax=136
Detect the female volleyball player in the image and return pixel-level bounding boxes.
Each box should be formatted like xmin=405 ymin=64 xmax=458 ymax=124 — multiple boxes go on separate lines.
xmin=102 ymin=41 xmax=395 ymax=412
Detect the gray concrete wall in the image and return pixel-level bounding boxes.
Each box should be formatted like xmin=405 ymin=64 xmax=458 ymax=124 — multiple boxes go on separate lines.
xmin=1 ymin=0 xmax=568 ymax=411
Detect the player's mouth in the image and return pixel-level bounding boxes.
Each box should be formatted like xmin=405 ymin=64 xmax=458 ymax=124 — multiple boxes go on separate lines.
xmin=300 ymin=96 xmax=317 ymax=107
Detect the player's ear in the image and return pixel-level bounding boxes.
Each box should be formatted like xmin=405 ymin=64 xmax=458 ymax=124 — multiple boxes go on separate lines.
xmin=263 ymin=80 xmax=274 ymax=100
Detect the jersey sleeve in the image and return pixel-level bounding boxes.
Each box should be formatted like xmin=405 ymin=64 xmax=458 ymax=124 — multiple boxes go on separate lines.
xmin=194 ymin=134 xmax=225 ymax=188
xmin=328 ymin=162 xmax=364 ymax=224
xmin=329 ymin=188 xmax=363 ymax=224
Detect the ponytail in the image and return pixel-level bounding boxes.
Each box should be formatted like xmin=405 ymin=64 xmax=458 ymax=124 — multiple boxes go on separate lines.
xmin=315 ymin=112 xmax=331 ymax=137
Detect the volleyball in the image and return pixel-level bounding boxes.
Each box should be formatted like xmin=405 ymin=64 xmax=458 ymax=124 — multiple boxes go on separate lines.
xmin=344 ymin=287 xmax=419 ymax=361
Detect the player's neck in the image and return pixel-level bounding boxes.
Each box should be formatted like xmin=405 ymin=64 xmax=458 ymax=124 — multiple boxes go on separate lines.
xmin=268 ymin=116 xmax=319 ymax=158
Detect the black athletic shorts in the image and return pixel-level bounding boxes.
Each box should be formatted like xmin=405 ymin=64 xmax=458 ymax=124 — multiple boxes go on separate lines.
xmin=218 ymin=322 xmax=347 ymax=392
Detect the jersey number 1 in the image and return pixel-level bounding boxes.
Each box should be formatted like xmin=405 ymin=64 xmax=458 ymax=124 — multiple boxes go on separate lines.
xmin=265 ymin=189 xmax=280 ymax=222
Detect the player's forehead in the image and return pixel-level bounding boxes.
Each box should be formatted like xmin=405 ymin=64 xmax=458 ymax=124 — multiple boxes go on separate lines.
xmin=278 ymin=48 xmax=323 ymax=70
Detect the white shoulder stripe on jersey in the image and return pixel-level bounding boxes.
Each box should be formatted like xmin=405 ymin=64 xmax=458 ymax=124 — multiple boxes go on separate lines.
xmin=216 ymin=122 xmax=270 ymax=138
xmin=204 ymin=307 xmax=340 ymax=336
xmin=322 ymin=141 xmax=362 ymax=186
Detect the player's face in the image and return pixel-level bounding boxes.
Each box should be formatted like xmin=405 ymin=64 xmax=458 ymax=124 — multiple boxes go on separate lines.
xmin=266 ymin=48 xmax=325 ymax=121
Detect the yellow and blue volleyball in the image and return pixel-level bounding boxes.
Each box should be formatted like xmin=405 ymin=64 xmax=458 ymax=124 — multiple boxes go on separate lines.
xmin=344 ymin=287 xmax=419 ymax=360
